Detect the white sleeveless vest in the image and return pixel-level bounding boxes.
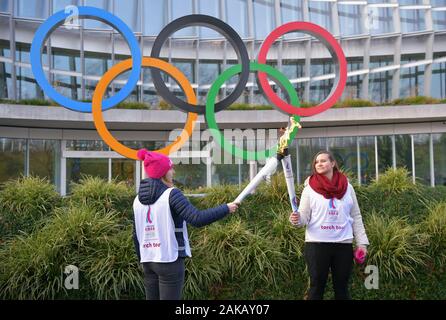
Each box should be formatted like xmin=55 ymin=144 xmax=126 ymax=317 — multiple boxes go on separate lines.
xmin=305 ymin=185 xmax=354 ymax=243
xmin=133 ymin=188 xmax=192 ymax=263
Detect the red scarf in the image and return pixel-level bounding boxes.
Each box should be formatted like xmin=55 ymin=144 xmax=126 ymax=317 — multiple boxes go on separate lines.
xmin=309 ymin=171 xmax=348 ymax=200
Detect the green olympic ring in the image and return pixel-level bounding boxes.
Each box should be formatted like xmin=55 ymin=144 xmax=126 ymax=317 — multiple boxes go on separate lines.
xmin=206 ymin=61 xmax=301 ymax=161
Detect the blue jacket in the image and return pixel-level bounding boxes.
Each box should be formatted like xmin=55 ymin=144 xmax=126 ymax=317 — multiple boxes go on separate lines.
xmin=133 ymin=178 xmax=229 ymax=260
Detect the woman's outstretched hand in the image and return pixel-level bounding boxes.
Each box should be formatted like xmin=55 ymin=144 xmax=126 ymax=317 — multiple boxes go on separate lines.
xmin=227 ymin=202 xmax=239 ymax=213
xmin=289 ymin=212 xmax=300 ymax=225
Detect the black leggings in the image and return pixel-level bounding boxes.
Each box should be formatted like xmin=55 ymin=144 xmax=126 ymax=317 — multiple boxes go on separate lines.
xmin=304 ymin=242 xmax=353 ymax=300
xmin=142 ymin=258 xmax=185 ymax=300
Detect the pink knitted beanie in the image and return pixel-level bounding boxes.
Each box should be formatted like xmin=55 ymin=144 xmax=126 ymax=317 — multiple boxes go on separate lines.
xmin=137 ymin=149 xmax=173 ymax=179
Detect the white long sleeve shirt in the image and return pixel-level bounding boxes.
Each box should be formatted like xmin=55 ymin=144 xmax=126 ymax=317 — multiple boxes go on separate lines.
xmin=297 ymin=178 xmax=369 ymax=246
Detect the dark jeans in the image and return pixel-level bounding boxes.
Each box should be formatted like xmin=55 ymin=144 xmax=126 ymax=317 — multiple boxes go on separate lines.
xmin=142 ymin=258 xmax=185 ymax=300
xmin=304 ymin=242 xmax=353 ymax=300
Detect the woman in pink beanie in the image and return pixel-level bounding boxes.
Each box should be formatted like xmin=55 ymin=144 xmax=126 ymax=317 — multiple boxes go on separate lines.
xmin=132 ymin=149 xmax=238 ymax=300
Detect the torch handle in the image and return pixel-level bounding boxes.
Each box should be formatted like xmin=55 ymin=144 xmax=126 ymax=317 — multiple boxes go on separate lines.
xmin=234 ymin=157 xmax=279 ymax=203
xmin=281 ymin=155 xmax=299 ymax=212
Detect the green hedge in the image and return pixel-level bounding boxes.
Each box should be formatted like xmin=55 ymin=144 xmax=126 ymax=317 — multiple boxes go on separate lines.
xmin=0 ymin=176 xmax=61 ymax=240
xmin=0 ymin=169 xmax=445 ymax=299
xmin=2 ymin=96 xmax=446 ymax=111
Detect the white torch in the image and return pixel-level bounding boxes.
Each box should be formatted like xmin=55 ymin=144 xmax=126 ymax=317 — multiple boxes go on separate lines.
xmin=281 ymin=152 xmax=299 ymax=213
xmin=233 ymin=117 xmax=302 ymax=205
xmin=234 ymin=156 xmax=279 ymax=203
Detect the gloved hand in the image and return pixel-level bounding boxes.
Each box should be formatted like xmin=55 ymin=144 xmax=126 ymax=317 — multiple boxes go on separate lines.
xmin=354 ymin=246 xmax=367 ymax=264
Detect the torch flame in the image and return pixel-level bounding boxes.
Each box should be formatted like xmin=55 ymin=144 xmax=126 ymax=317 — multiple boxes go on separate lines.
xmin=277 ymin=117 xmax=302 ymax=155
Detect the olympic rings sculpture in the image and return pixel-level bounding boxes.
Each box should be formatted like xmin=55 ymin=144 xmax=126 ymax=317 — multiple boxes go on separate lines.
xmin=30 ymin=6 xmax=347 ymax=161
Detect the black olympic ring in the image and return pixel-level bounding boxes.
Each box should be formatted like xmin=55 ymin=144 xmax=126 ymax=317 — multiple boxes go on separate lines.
xmin=150 ymin=14 xmax=250 ymax=115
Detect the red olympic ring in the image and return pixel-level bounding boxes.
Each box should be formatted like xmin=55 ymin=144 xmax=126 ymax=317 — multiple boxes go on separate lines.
xmin=257 ymin=22 xmax=347 ymax=117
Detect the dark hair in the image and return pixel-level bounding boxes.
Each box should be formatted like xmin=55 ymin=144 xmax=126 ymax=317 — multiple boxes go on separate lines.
xmin=311 ymin=150 xmax=340 ymax=174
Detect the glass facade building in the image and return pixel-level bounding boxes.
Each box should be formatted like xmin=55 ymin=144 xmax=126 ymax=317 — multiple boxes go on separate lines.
xmin=0 ymin=0 xmax=446 ymax=194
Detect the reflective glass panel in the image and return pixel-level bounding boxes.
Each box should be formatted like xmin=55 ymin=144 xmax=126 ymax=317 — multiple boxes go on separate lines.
xmin=226 ymin=0 xmax=249 ymax=38
xmin=173 ymin=163 xmax=207 ymax=190
xmin=367 ymin=7 xmax=393 ymax=35
xmin=0 ymin=138 xmax=25 ymax=183
xmin=143 ymin=0 xmax=166 ymax=35
xmin=15 ymin=0 xmax=48 ymax=19
xmin=253 ymin=0 xmax=275 ymax=40
xmin=112 ymin=158 xmax=135 ymax=187
xmin=359 ymin=136 xmax=376 ymax=185
xmin=395 ymin=134 xmax=412 ymax=174
xmin=400 ymin=9 xmax=426 ymax=33
xmin=338 ymin=4 xmax=363 ymax=36
xmin=29 ymin=139 xmax=60 ymax=187
xmin=309 ymin=1 xmax=332 ymax=33
xmin=328 ymin=136 xmax=358 ymax=182
xmin=66 ymin=158 xmax=108 ymax=193
xmin=377 ymin=135 xmax=393 ymax=175
xmin=114 ymin=0 xmax=141 ymax=32
xmin=433 ymin=133 xmax=446 ymax=186
xmin=413 ymin=133 xmax=431 ymax=185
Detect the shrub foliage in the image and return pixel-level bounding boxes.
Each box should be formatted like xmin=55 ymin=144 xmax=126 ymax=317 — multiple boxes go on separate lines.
xmin=0 ymin=169 xmax=445 ymax=299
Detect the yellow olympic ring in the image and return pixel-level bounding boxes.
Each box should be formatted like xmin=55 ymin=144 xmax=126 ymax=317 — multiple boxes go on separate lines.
xmin=92 ymin=57 xmax=198 ymax=160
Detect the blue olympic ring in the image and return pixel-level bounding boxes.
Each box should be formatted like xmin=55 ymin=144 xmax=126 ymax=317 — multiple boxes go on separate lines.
xmin=30 ymin=6 xmax=142 ymax=113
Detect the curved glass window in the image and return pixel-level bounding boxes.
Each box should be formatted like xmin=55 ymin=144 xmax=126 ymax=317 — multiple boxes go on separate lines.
xmin=198 ymin=0 xmax=220 ymax=38
xmin=369 ymin=55 xmax=393 ymax=103
xmin=112 ymin=159 xmax=135 ymax=187
xmin=143 ymin=0 xmax=167 ymax=36
xmin=29 ymin=139 xmax=61 ymax=187
xmin=432 ymin=53 xmax=446 ymax=99
xmin=400 ymin=54 xmax=425 ymax=98
xmin=53 ymin=74 xmax=81 ymax=100
xmin=359 ymin=136 xmax=376 ymax=185
xmin=414 ymin=134 xmax=431 ymax=185
xmin=226 ymin=0 xmax=249 ymax=38
xmin=114 ymin=0 xmax=141 ymax=33
xmin=84 ymin=51 xmax=112 ymax=77
xmin=399 ymin=0 xmax=423 ymax=5
xmin=309 ymin=1 xmax=332 ymax=34
xmin=15 ymin=0 xmax=48 ymax=19
xmin=433 ymin=11 xmax=446 ymax=31
xmin=83 ymin=0 xmax=112 ymax=29
xmin=66 ymin=158 xmax=108 ymax=194
xmin=16 ymin=66 xmax=44 ymax=100
xmin=0 ymin=138 xmax=25 ymax=183
xmin=174 ymin=163 xmax=207 ymax=189
xmin=199 ymin=60 xmax=220 ymax=85
xmin=377 ymin=135 xmax=393 ymax=175
xmin=367 ymin=7 xmax=394 ymax=35
xmin=53 ymin=0 xmax=80 ymax=13
xmin=253 ymin=0 xmax=275 ymax=40
xmin=369 ymin=71 xmax=392 ymax=103
xmin=395 ymin=134 xmax=412 ymax=175
xmin=171 ymin=0 xmax=194 ymax=37
xmin=328 ymin=137 xmax=358 ymax=182
xmin=0 ymin=62 xmax=13 ymax=99
xmin=0 ymin=0 xmax=10 ymax=13
xmin=52 ymin=48 xmax=81 ymax=72
xmin=338 ymin=4 xmax=363 ymax=36
xmin=280 ymin=0 xmax=303 ymax=39
xmin=281 ymin=0 xmax=303 ymax=23
xmin=0 ymin=39 xmax=10 ymax=58
xmin=431 ymin=0 xmax=446 ymax=6
xmin=400 ymin=9 xmax=426 ymax=33
xmin=433 ymin=133 xmax=446 ymax=186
